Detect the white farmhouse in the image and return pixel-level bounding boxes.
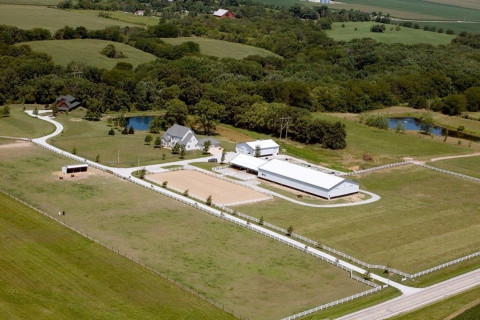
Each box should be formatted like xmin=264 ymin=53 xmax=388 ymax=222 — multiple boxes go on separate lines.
xmin=161 ymin=124 xmax=199 ymax=151
xmin=235 ymin=139 xmax=279 ymax=157
xmin=257 ymin=159 xmax=358 ymax=199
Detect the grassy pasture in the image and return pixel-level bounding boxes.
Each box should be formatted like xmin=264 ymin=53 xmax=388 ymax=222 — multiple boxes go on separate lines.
xmin=237 ymin=165 xmax=480 ymax=273
xmin=391 ymin=286 xmax=480 ymax=320
xmin=0 ymin=105 xmax=54 ymax=138
xmin=162 ymin=37 xmax=281 ymax=59
xmin=73 ymin=9 xmax=160 ymax=27
xmin=428 ymin=156 xmax=480 ymax=179
xmin=0 ymin=5 xmax=136 ymax=32
xmin=0 ymin=145 xmax=370 ymax=320
xmin=326 ymin=22 xmax=454 ymax=46
xmin=21 ymin=39 xmax=157 ymax=69
xmin=50 ymin=109 xmax=207 ymax=167
xmin=0 ymin=0 xmax=58 ymax=5
xmin=426 ymin=0 xmax=480 ymax=10
xmin=0 ymin=192 xmax=236 ymax=320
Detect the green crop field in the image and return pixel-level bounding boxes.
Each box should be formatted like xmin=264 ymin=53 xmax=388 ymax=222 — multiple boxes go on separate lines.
xmin=162 ymin=37 xmax=281 ymax=60
xmin=73 ymin=9 xmax=160 ymax=27
xmin=0 ymin=5 xmax=136 ymax=32
xmin=427 ymin=0 xmax=480 ymax=10
xmin=0 ymin=105 xmax=54 ymax=138
xmin=21 ymin=39 xmax=157 ymax=69
xmin=326 ymin=22 xmax=454 ymax=46
xmin=0 ymin=145 xmax=370 ymax=320
xmin=237 ymin=165 xmax=480 ymax=273
xmin=0 ymin=192 xmax=236 ymax=320
xmin=428 ymin=156 xmax=480 ymax=179
xmin=392 ymin=286 xmax=480 ymax=320
xmin=333 ymin=0 xmax=480 ymax=22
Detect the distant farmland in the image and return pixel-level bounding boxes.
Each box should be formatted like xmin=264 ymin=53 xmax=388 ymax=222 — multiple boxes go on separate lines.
xmin=0 ymin=5 xmax=136 ymax=32
xmin=162 ymin=37 xmax=281 ymax=59
xmin=21 ymin=39 xmax=157 ymax=69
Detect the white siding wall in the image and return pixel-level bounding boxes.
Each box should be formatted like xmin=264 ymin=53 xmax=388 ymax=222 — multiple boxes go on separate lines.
xmin=235 ymin=144 xmax=279 ymax=156
xmin=329 ymin=181 xmax=359 ymax=198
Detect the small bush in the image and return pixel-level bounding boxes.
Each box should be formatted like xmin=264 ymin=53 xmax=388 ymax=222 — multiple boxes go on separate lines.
xmin=162 ymin=181 xmax=168 ymax=188
xmin=108 ymin=128 xmax=115 ymax=135
xmin=206 ymin=195 xmax=212 ymax=206
xmin=370 ymin=24 xmax=386 ymax=33
xmin=363 ymin=115 xmax=389 ymax=129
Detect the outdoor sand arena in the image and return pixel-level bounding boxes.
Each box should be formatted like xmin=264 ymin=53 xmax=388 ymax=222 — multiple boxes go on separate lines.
xmin=147 ymin=170 xmax=271 ymax=206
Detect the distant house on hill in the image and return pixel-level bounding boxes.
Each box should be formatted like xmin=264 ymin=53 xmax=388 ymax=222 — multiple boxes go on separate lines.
xmin=162 ymin=124 xmax=199 ymax=151
xmin=213 ymin=9 xmax=235 ymax=18
xmin=55 ymin=95 xmax=81 ymax=112
xmin=134 ymin=10 xmax=145 ymax=16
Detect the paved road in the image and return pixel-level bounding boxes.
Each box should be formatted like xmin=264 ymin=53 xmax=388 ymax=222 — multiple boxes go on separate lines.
xmin=338 ymin=268 xmax=480 ymax=320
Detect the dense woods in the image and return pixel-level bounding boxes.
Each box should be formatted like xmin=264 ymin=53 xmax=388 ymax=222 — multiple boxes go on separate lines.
xmin=1 ymin=1 xmax=480 ymax=149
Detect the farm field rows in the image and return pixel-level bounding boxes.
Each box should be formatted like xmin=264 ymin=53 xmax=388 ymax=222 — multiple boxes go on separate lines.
xmin=162 ymin=37 xmax=281 ymax=59
xmin=237 ymin=165 xmax=480 ymax=273
xmin=326 ymin=22 xmax=454 ymax=46
xmin=20 ymin=39 xmax=157 ymax=69
xmin=0 ymin=5 xmax=136 ymax=32
xmin=0 ymin=144 xmax=371 ymax=320
xmin=0 ymin=192 xmax=236 ymax=320
xmin=0 ymin=0 xmax=58 ymax=4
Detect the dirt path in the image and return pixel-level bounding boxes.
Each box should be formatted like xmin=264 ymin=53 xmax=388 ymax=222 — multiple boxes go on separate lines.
xmin=430 ymin=152 xmax=480 ymax=162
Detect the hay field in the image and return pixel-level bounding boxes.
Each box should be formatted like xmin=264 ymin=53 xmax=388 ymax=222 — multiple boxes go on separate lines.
xmin=326 ymin=22 xmax=454 ymax=46
xmin=237 ymin=165 xmax=480 ymax=273
xmin=0 ymin=192 xmax=236 ymax=320
xmin=162 ymin=37 xmax=281 ymax=59
xmin=147 ymin=170 xmax=270 ymax=205
xmin=0 ymin=145 xmax=370 ymax=320
xmin=0 ymin=5 xmax=136 ymax=32
xmin=22 ymin=39 xmax=157 ymax=69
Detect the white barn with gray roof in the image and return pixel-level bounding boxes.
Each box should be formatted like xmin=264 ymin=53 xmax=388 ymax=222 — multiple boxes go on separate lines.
xmin=235 ymin=139 xmax=279 ymax=157
xmin=257 ymin=159 xmax=358 ymax=199
xmin=161 ymin=124 xmax=199 ymax=151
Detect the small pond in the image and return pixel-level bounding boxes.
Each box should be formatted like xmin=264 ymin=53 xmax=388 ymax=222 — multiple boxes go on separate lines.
xmin=126 ymin=116 xmax=154 ymax=131
xmin=388 ymin=117 xmax=480 ymax=142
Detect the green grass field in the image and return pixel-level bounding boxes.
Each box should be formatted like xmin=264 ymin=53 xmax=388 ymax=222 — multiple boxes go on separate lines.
xmin=326 ymin=22 xmax=454 ymax=46
xmin=428 ymin=156 xmax=480 ymax=179
xmin=21 ymin=39 xmax=157 ymax=69
xmin=73 ymin=9 xmax=160 ymax=27
xmin=0 ymin=105 xmax=54 ymax=138
xmin=0 ymin=145 xmax=371 ymax=320
xmin=50 ymin=109 xmax=207 ymax=167
xmin=0 ymin=192 xmax=236 ymax=320
xmin=0 ymin=0 xmax=58 ymax=5
xmin=162 ymin=37 xmax=281 ymax=60
xmin=391 ymin=286 xmax=480 ymax=320
xmin=237 ymin=165 xmax=480 ymax=273
xmin=0 ymin=5 xmax=136 ymax=32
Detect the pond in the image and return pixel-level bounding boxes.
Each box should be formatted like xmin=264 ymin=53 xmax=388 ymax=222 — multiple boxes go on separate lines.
xmin=388 ymin=117 xmax=443 ymax=136
xmin=388 ymin=117 xmax=480 ymax=142
xmin=126 ymin=116 xmax=154 ymax=131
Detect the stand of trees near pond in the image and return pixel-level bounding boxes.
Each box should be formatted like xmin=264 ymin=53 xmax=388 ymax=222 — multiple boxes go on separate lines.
xmin=1 ymin=3 xmax=480 ymax=148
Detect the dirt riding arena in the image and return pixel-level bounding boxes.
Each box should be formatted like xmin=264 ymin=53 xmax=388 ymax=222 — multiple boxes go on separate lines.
xmin=147 ymin=170 xmax=271 ymax=206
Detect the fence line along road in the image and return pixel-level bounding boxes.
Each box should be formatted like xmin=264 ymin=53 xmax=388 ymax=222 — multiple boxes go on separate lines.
xmin=339 ymin=161 xmax=411 ymax=176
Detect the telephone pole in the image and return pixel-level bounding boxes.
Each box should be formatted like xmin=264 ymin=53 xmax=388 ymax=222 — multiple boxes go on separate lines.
xmin=279 ymin=117 xmax=291 ymax=139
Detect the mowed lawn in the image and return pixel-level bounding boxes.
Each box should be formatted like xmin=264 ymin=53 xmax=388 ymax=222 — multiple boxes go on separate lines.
xmin=428 ymin=156 xmax=480 ymax=179
xmin=237 ymin=165 xmax=480 ymax=273
xmin=0 ymin=5 xmax=136 ymax=33
xmin=50 ymin=109 xmax=208 ymax=167
xmin=0 ymin=145 xmax=370 ymax=320
xmin=21 ymin=39 xmax=157 ymax=69
xmin=0 ymin=192 xmax=236 ymax=320
xmin=326 ymin=22 xmax=454 ymax=46
xmin=162 ymin=37 xmax=281 ymax=59
xmin=0 ymin=105 xmax=55 ymax=138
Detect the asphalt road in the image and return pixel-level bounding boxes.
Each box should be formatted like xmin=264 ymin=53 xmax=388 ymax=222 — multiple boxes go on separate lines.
xmin=338 ymin=268 xmax=480 ymax=320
